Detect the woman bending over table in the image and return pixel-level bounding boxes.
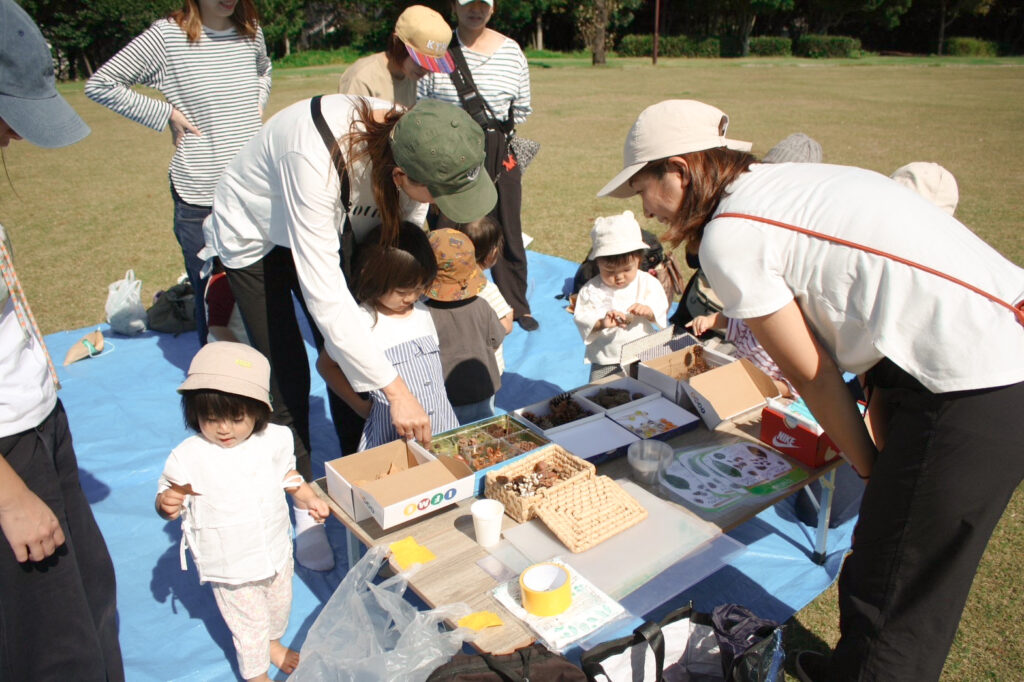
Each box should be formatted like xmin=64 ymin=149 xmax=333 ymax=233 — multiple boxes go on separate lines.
xmin=202 ymin=95 xmax=494 ymax=481
xmin=598 ymin=99 xmax=1024 ymax=681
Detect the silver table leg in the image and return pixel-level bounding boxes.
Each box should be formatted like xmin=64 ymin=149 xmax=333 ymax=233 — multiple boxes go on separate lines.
xmin=808 ymin=467 xmax=837 ymax=565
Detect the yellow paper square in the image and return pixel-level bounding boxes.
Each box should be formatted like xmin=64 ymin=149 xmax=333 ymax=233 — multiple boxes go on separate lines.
xmin=389 ymin=536 xmax=436 ymax=571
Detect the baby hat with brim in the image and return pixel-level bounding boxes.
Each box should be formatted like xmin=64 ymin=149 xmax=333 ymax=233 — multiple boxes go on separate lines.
xmin=178 ymin=342 xmax=273 ymax=410
xmin=891 ymin=162 xmax=959 ymax=216
xmin=0 ymin=0 xmax=90 ymax=148
xmin=394 ymin=5 xmax=455 ymax=74
xmin=589 ymin=210 xmax=649 ymax=260
xmin=426 ymin=228 xmax=487 ymax=301
xmin=391 ymin=100 xmax=496 ymax=223
xmin=598 ymin=99 xmax=752 ymax=199
xmin=762 ymin=132 xmax=823 ymax=164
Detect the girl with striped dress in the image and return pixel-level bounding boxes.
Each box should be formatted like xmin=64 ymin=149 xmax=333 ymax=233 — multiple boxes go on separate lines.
xmin=316 ymin=224 xmax=459 ymax=450
xmin=85 ymin=0 xmax=271 ymax=346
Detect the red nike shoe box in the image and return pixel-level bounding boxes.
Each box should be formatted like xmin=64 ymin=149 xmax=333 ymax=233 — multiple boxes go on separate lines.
xmin=759 ymin=401 xmax=841 ymax=469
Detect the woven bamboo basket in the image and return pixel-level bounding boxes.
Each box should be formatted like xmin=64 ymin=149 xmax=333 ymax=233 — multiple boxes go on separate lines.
xmin=534 ymin=475 xmax=648 ymax=553
xmin=483 ymin=445 xmax=595 ymax=523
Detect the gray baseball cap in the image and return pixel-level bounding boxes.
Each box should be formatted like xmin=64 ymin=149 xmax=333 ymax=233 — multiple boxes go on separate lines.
xmin=0 ymin=0 xmax=89 ymax=148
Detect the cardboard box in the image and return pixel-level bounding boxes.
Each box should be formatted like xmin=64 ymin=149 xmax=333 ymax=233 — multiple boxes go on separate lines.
xmin=606 ymin=395 xmax=701 ymax=441
xmin=544 ymin=415 xmax=641 ymax=464
xmin=325 ymin=440 xmax=475 ymax=528
xmin=637 ymin=343 xmax=737 ymax=408
xmin=514 ymin=395 xmax=606 ymax=438
xmin=759 ymin=398 xmax=869 ymax=469
xmin=428 ymin=414 xmax=550 ymax=496
xmin=573 ymin=376 xmax=661 ymax=414
xmin=679 ymin=358 xmax=781 ymax=429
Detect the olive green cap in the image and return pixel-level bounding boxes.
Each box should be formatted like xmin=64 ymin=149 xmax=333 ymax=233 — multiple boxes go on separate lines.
xmin=390 ymin=100 xmax=496 ymax=223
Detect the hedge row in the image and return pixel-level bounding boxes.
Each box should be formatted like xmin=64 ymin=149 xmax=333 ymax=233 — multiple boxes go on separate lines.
xmin=944 ymin=37 xmax=998 ymax=56
xmin=748 ymin=36 xmax=791 ymax=56
xmin=618 ymin=33 xmax=861 ymax=58
xmin=793 ymin=34 xmax=862 ymax=58
xmin=617 ymin=34 xmax=720 ymax=58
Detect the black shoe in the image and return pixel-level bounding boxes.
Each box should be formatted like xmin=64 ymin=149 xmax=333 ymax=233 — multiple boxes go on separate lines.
xmin=794 ymin=650 xmax=829 ymax=682
xmin=517 ymin=315 xmax=539 ymax=331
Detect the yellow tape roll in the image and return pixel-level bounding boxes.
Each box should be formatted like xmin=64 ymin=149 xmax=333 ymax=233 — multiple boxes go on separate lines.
xmin=519 ymin=563 xmax=572 ymax=617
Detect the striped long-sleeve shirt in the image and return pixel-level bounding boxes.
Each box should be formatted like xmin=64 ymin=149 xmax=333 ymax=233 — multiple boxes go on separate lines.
xmin=417 ymin=36 xmax=531 ymax=126
xmin=85 ymin=19 xmax=271 ymax=206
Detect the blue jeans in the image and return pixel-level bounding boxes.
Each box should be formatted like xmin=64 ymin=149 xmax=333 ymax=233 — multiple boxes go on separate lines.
xmin=171 ymin=185 xmax=211 ymax=345
xmin=453 ymin=396 xmax=495 ymax=426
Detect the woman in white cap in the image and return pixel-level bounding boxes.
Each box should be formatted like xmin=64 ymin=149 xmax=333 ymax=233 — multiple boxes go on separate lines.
xmin=85 ymin=0 xmax=272 ymax=347
xmin=0 ymin=1 xmax=124 ymax=679
xmin=338 ymin=5 xmax=454 ymax=109
xmin=418 ymin=0 xmax=538 ymax=331
xmin=599 ymin=99 xmax=1024 ymax=681
xmin=202 ymin=95 xmax=494 ymax=569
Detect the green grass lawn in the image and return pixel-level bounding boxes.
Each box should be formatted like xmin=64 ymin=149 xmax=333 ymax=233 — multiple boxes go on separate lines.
xmin=3 ymin=56 xmax=1022 ymax=679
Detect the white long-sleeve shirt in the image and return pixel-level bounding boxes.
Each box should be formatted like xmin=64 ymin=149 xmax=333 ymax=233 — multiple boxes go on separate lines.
xmin=85 ymin=19 xmax=271 ymax=206
xmin=202 ymin=95 xmax=429 ymax=392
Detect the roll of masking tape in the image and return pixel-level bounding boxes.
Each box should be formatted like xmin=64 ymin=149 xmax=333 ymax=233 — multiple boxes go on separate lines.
xmin=519 ymin=563 xmax=572 ymax=617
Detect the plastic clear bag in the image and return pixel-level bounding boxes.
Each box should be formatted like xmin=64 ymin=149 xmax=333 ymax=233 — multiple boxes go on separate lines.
xmin=291 ymin=545 xmax=471 ymax=682
xmin=105 ymin=269 xmax=146 ymax=335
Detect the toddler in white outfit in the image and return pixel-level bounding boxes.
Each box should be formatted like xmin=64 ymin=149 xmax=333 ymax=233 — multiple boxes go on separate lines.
xmin=574 ymin=211 xmax=669 ymax=380
xmin=156 ymin=342 xmax=329 ymax=681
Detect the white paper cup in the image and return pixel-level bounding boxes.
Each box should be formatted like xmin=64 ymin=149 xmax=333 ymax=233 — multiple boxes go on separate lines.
xmin=471 ymin=499 xmax=505 ymax=548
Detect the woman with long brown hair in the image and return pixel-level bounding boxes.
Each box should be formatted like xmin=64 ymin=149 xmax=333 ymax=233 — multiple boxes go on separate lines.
xmin=202 ymin=95 xmax=494 ymax=569
xmin=600 ymin=99 xmax=1024 ymax=681
xmin=86 ymin=0 xmax=272 ymax=347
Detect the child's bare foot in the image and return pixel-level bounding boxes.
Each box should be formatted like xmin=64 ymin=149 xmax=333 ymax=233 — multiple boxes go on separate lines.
xmin=270 ymin=640 xmax=299 ymax=674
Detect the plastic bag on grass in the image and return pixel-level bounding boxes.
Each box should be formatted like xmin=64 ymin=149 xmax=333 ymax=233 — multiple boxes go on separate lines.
xmin=291 ymin=545 xmax=471 ymax=682
xmin=105 ymin=269 xmax=147 ymax=335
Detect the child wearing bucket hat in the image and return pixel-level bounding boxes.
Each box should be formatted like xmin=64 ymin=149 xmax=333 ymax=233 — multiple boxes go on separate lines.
xmin=157 ymin=342 xmax=329 ymax=681
xmin=424 ymin=228 xmax=505 ymax=424
xmin=338 ymin=5 xmax=454 ymax=109
xmin=574 ymin=211 xmax=669 ymax=381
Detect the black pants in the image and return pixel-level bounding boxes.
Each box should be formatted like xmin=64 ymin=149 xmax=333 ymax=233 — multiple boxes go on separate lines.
xmin=225 ymin=247 xmax=324 ymax=479
xmin=829 ymin=360 xmax=1024 ymax=680
xmin=482 ymin=128 xmax=531 ymax=319
xmin=0 ymin=402 xmax=124 ymax=682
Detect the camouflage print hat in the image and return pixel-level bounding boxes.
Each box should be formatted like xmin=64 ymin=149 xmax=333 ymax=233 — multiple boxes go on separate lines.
xmin=425 ymin=228 xmax=487 ymax=301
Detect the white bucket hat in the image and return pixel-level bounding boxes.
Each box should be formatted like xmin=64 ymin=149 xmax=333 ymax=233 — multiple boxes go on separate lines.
xmin=588 ymin=211 xmax=649 ymax=260
xmin=890 ymin=162 xmax=959 ymax=216
xmin=598 ymin=99 xmax=752 ymax=199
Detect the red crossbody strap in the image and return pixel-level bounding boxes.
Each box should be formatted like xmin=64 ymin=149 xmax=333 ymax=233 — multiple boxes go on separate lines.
xmin=716 ymin=212 xmax=1024 ymax=327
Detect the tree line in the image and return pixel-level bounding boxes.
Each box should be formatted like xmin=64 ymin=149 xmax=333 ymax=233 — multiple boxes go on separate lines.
xmin=20 ymin=0 xmax=1024 ymax=80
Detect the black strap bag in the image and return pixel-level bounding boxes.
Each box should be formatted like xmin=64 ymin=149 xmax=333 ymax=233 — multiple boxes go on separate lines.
xmin=447 ymin=43 xmax=540 ymax=173
xmin=309 ymin=94 xmax=356 ymax=285
xmin=146 ymin=281 xmax=195 ymax=335
xmin=426 ymin=642 xmax=586 ymax=682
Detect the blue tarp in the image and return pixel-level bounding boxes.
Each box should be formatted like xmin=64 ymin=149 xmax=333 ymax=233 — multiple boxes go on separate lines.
xmin=46 ymin=250 xmax=852 ymax=680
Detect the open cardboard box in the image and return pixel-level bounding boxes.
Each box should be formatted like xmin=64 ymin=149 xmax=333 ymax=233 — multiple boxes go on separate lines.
xmin=325 ymin=439 xmax=475 ymax=529
xmin=606 ymin=395 xmax=701 ymax=441
xmin=572 ymin=375 xmax=661 ymax=414
xmin=679 ymin=358 xmax=782 ymax=429
xmin=637 ymin=343 xmax=737 ymax=410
